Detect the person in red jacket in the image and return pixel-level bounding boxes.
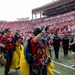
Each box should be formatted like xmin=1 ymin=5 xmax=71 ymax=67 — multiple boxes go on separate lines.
xmin=0 ymin=28 xmax=15 ymax=75
xmin=25 ymin=26 xmax=51 ymax=75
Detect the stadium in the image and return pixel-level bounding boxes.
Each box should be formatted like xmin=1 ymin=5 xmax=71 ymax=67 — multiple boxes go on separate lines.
xmin=0 ymin=0 xmax=75 ymax=75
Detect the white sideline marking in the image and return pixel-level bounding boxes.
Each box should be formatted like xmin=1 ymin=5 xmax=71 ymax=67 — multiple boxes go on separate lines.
xmin=53 ymin=69 xmax=60 ymax=74
xmin=53 ymin=61 xmax=75 ymax=70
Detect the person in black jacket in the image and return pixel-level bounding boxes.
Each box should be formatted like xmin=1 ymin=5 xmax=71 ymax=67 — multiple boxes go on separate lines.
xmin=69 ymin=35 xmax=75 ymax=68
xmin=62 ymin=34 xmax=69 ymax=57
xmin=53 ymin=33 xmax=60 ymax=59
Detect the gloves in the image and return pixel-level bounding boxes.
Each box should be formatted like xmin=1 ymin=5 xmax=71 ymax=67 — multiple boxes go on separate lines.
xmin=44 ymin=57 xmax=51 ymax=65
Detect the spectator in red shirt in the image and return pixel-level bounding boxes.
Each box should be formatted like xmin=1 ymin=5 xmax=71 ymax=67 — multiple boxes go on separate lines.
xmin=0 ymin=28 xmax=15 ymax=75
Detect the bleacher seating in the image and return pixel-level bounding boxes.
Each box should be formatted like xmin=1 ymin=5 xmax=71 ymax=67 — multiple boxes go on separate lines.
xmin=0 ymin=10 xmax=75 ymax=35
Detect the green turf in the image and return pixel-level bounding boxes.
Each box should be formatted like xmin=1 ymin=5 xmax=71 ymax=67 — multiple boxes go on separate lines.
xmin=52 ymin=49 xmax=72 ymax=66
xmin=0 ymin=67 xmax=23 ymax=75
xmin=52 ymin=49 xmax=75 ymax=75
xmin=54 ymin=63 xmax=75 ymax=75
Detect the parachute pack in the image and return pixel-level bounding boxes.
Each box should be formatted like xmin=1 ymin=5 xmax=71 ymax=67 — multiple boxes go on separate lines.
xmin=24 ymin=38 xmax=32 ymax=63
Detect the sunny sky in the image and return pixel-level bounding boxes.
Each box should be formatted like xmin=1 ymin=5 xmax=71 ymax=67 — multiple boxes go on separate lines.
xmin=0 ymin=0 xmax=55 ymax=21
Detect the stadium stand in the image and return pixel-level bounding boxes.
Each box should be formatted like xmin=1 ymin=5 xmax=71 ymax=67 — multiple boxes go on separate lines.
xmin=0 ymin=10 xmax=75 ymax=35
xmin=0 ymin=0 xmax=75 ymax=36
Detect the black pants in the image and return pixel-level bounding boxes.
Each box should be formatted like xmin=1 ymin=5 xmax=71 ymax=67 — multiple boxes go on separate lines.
xmin=63 ymin=45 xmax=68 ymax=56
xmin=54 ymin=46 xmax=60 ymax=59
xmin=3 ymin=49 xmax=14 ymax=75
xmin=32 ymin=65 xmax=47 ymax=75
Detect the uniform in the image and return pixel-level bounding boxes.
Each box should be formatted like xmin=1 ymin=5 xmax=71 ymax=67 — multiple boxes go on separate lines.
xmin=53 ymin=35 xmax=60 ymax=59
xmin=62 ymin=35 xmax=69 ymax=56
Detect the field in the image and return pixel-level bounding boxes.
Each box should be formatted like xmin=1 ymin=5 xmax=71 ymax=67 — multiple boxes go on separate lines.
xmin=52 ymin=49 xmax=75 ymax=75
xmin=0 ymin=49 xmax=75 ymax=75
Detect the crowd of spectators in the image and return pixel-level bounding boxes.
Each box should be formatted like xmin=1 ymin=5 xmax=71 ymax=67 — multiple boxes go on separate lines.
xmin=0 ymin=10 xmax=75 ymax=36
